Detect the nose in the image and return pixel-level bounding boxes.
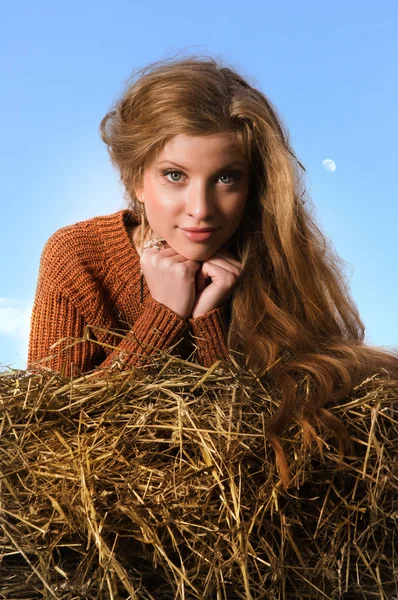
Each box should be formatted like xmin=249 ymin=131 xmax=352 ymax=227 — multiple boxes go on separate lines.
xmin=185 ymin=180 xmax=215 ymax=221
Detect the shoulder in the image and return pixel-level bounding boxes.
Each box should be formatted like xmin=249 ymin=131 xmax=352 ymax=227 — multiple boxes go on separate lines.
xmin=38 ymin=210 xmax=131 ymax=288
xmin=43 ymin=211 xmax=121 ymax=250
xmin=41 ymin=209 xmax=134 ymax=258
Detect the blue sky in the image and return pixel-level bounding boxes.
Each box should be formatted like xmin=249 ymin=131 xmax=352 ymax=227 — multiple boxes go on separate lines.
xmin=1 ymin=0 xmax=397 ymax=370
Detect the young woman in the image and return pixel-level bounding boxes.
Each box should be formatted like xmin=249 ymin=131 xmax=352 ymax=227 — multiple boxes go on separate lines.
xmin=28 ymin=56 xmax=398 ymax=483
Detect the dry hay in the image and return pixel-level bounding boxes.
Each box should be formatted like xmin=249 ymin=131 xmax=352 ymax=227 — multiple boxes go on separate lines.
xmin=0 ymin=348 xmax=397 ymax=599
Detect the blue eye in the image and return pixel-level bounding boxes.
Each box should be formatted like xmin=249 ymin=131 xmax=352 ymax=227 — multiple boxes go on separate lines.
xmin=162 ymin=169 xmax=241 ymax=184
xmin=163 ymin=170 xmax=183 ymax=182
xmin=219 ymin=172 xmax=239 ymax=184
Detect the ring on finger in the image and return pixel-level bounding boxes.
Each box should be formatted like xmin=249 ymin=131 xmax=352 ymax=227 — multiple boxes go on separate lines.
xmin=142 ymin=238 xmax=167 ymax=252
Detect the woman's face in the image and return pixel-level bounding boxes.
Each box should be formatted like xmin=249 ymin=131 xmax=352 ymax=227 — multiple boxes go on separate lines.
xmin=137 ymin=132 xmax=250 ymax=261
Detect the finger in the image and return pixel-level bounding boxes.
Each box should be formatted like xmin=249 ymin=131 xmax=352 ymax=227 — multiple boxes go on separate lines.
xmin=203 ymin=255 xmax=242 ymax=272
xmin=208 ymin=250 xmax=242 ymax=267
xmin=199 ymin=260 xmax=234 ymax=281
xmin=195 ymin=268 xmax=209 ymax=294
xmin=157 ymin=245 xmax=202 ymax=266
xmin=142 ymin=246 xmax=200 ymax=268
xmin=142 ymin=246 xmax=177 ymax=257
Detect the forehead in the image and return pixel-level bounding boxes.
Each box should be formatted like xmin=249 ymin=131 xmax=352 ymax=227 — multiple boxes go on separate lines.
xmin=157 ymin=133 xmax=247 ymax=164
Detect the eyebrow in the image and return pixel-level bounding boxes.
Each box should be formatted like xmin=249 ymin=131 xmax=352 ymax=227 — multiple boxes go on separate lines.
xmin=157 ymin=160 xmax=246 ymax=172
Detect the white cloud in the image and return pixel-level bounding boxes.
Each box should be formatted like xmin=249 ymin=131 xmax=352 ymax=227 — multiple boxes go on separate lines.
xmin=0 ymin=298 xmax=33 ymax=369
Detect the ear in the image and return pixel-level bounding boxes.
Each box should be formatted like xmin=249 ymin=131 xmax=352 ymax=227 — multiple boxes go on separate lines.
xmin=134 ymin=186 xmax=144 ymax=204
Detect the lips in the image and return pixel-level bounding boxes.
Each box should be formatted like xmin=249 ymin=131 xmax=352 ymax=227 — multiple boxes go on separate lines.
xmin=180 ymin=228 xmax=219 ymax=242
xmin=180 ymin=228 xmax=219 ymax=233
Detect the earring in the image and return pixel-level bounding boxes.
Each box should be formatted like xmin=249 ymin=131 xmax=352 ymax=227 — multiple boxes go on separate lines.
xmin=139 ymin=202 xmax=146 ymax=304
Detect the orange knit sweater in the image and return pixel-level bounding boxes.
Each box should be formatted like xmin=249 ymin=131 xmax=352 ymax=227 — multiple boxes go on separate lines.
xmin=27 ymin=209 xmax=231 ymax=377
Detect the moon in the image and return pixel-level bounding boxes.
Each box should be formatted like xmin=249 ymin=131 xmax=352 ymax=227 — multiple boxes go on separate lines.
xmin=322 ymin=159 xmax=336 ymax=172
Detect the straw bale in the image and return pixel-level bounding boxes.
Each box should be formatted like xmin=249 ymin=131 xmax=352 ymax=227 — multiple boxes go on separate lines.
xmin=0 ymin=349 xmax=397 ymax=599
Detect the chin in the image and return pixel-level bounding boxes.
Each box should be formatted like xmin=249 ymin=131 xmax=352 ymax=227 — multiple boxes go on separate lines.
xmin=177 ymin=245 xmax=216 ymax=262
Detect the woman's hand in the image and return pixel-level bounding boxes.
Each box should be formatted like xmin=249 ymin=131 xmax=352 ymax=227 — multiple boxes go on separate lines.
xmin=191 ymin=249 xmax=242 ymax=319
xmin=140 ymin=243 xmax=201 ymax=320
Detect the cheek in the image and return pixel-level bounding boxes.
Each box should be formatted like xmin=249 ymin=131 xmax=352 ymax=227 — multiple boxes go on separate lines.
xmin=229 ymin=195 xmax=247 ymax=222
xmin=145 ymin=187 xmax=179 ymax=228
xmin=144 ymin=181 xmax=163 ymax=211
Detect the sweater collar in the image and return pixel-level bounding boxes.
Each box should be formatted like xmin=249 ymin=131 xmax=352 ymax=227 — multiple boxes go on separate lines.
xmin=99 ymin=208 xmax=142 ymax=288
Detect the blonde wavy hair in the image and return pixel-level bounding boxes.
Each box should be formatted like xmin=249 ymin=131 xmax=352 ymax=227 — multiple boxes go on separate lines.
xmin=100 ymin=56 xmax=398 ymax=487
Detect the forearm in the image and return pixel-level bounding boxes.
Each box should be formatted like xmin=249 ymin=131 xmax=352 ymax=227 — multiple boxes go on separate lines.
xmin=28 ymin=291 xmax=188 ymax=377
xmin=188 ymin=305 xmax=231 ymax=368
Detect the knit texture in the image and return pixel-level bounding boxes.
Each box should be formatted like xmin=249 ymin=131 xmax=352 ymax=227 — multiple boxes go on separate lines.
xmin=28 ymin=210 xmax=231 ymax=376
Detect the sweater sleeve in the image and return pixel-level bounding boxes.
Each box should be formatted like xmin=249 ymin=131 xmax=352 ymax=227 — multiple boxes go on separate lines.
xmin=99 ymin=294 xmax=188 ymax=371
xmin=27 ymin=227 xmax=188 ymax=377
xmin=27 ymin=286 xmax=188 ymax=376
xmin=188 ymin=305 xmax=231 ymax=368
